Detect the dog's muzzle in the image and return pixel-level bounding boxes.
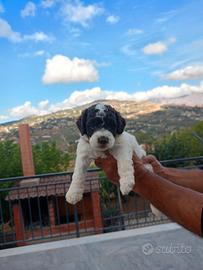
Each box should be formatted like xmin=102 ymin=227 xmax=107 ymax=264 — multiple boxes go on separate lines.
xmin=89 ymin=129 xmax=115 ymax=151
xmin=98 ymin=136 xmax=109 ymax=146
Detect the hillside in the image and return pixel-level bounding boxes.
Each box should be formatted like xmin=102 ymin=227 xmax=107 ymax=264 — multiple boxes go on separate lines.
xmin=0 ymin=100 xmax=203 ymax=151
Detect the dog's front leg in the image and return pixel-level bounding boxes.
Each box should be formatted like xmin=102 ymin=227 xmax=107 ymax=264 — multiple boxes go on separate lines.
xmin=111 ymin=146 xmax=135 ymax=195
xmin=65 ymin=139 xmax=92 ymax=204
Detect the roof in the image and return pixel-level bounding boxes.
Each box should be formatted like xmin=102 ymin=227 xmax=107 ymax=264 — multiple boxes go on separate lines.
xmin=6 ymin=171 xmax=100 ymax=201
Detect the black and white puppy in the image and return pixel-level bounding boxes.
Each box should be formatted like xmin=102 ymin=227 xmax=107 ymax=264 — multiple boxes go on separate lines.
xmin=65 ymin=103 xmax=161 ymax=216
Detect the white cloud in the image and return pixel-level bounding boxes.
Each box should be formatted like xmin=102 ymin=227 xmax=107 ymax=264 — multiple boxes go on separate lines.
xmin=134 ymin=84 xmax=192 ymax=101
xmin=4 ymin=82 xmax=203 ymax=120
xmin=126 ymin=28 xmax=143 ymax=36
xmin=121 ymin=44 xmax=136 ymax=56
xmin=106 ymin=15 xmax=119 ymax=24
xmin=53 ymin=87 xmax=107 ymax=111
xmin=38 ymin=100 xmax=50 ymax=109
xmin=18 ymin=50 xmax=46 ymax=58
xmin=21 ymin=1 xmax=36 ymax=18
xmin=143 ymin=41 xmax=167 ymax=55
xmin=135 ymin=82 xmax=203 ymax=102
xmin=0 ymin=115 xmax=8 ymax=121
xmin=42 ymin=55 xmax=99 ymax=84
xmin=41 ymin=0 xmax=55 ymax=8
xmin=95 ymin=61 xmax=111 ymax=67
xmin=0 ymin=18 xmax=53 ymax=43
xmin=8 ymin=100 xmax=53 ymax=119
xmin=155 ymin=10 xmax=179 ymax=24
xmin=70 ymin=27 xmax=81 ymax=37
xmin=23 ymin=32 xmax=53 ymax=42
xmin=35 ymin=50 xmax=46 ymax=56
xmin=9 ymin=101 xmax=38 ymax=118
xmin=56 ymin=83 xmax=203 ymax=105
xmin=61 ymin=0 xmax=104 ymax=27
xmin=163 ymin=65 xmax=203 ymax=81
xmin=0 ymin=18 xmax=22 ymax=42
xmin=7 ymin=87 xmax=130 ymax=119
xmin=0 ymin=3 xmax=5 ymax=13
xmin=143 ymin=38 xmax=176 ymax=55
xmin=9 ymin=100 xmax=51 ymax=119
xmin=168 ymin=37 xmax=176 ymax=44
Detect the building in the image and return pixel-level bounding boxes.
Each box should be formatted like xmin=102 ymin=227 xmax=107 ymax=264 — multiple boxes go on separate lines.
xmin=6 ymin=124 xmax=102 ymax=246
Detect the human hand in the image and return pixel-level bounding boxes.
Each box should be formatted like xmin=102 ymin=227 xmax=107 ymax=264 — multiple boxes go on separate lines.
xmin=95 ymin=152 xmax=148 ymax=192
xmin=142 ymin=155 xmax=165 ymax=176
xmin=95 ymin=152 xmax=119 ymax=185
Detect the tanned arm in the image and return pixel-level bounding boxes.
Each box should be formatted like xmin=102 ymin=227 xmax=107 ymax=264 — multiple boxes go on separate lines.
xmin=143 ymin=155 xmax=203 ymax=193
xmin=95 ymin=154 xmax=203 ymax=237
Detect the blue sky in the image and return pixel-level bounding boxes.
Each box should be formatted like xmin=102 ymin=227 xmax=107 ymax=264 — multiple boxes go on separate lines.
xmin=0 ymin=0 xmax=203 ymax=123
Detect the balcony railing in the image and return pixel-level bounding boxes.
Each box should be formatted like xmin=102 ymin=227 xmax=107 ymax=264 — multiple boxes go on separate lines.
xmin=0 ymin=156 xmax=202 ymax=249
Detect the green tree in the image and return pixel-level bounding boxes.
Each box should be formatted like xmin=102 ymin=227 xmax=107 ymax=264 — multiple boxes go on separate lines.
xmin=0 ymin=140 xmax=71 ymax=178
xmin=154 ymin=121 xmax=203 ymax=165
xmin=134 ymin=131 xmax=154 ymax=145
xmin=0 ymin=141 xmax=23 ymax=223
xmin=0 ymin=141 xmax=22 ymax=179
xmin=33 ymin=142 xmax=70 ymax=174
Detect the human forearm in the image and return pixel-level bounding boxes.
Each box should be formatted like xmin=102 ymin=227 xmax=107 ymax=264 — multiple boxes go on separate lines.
xmin=133 ymin=168 xmax=203 ymax=236
xmin=95 ymin=154 xmax=203 ymax=236
xmin=143 ymin=155 xmax=203 ymax=193
xmin=160 ymin=167 xmax=203 ymax=193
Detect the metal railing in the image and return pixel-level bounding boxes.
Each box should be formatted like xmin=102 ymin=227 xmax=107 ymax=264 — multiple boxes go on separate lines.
xmin=0 ymin=156 xmax=202 ymax=249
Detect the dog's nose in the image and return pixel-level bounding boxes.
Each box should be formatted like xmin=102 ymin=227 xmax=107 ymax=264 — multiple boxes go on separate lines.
xmin=98 ymin=136 xmax=109 ymax=145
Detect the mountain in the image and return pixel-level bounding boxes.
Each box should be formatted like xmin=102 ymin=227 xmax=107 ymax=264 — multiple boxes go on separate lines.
xmin=154 ymin=93 xmax=203 ymax=107
xmin=0 ymin=100 xmax=203 ymax=151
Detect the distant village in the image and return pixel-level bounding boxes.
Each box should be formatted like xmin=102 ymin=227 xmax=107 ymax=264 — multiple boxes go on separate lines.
xmin=0 ymin=100 xmax=203 ymax=151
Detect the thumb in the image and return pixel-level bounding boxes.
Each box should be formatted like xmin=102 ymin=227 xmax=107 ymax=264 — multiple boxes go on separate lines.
xmin=142 ymin=155 xmax=157 ymax=164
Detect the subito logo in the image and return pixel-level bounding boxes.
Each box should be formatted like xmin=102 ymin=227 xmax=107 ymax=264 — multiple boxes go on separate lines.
xmin=142 ymin=243 xmax=154 ymax=255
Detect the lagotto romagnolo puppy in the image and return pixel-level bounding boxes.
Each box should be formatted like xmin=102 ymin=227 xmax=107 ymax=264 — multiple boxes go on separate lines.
xmin=65 ymin=103 xmax=161 ymax=217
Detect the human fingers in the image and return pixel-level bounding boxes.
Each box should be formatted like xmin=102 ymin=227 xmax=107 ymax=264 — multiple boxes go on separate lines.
xmin=142 ymin=155 xmax=164 ymax=174
xmin=95 ymin=153 xmax=119 ymax=183
xmin=142 ymin=155 xmax=158 ymax=165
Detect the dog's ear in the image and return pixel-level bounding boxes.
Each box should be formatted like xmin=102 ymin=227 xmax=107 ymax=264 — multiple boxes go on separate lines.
xmin=76 ymin=109 xmax=88 ymax=135
xmin=106 ymin=105 xmax=126 ymax=134
xmin=115 ymin=111 xmax=126 ymax=134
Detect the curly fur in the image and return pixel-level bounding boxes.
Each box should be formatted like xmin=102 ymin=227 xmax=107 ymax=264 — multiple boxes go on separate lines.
xmin=65 ymin=103 xmax=162 ymax=217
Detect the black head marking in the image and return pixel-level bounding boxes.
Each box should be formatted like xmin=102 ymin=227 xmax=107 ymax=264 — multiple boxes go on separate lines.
xmin=115 ymin=111 xmax=126 ymax=134
xmin=76 ymin=109 xmax=88 ymax=135
xmin=106 ymin=105 xmax=126 ymax=134
xmin=76 ymin=103 xmax=126 ymax=137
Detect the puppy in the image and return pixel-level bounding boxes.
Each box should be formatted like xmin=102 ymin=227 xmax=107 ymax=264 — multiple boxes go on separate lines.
xmin=65 ymin=103 xmax=161 ymax=217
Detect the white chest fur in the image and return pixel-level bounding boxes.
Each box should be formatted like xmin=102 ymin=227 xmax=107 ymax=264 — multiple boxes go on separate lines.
xmin=66 ymin=131 xmax=146 ymax=203
xmin=65 ymin=131 xmax=162 ymax=217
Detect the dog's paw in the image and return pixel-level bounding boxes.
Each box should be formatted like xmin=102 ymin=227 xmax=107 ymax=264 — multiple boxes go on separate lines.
xmin=120 ymin=177 xmax=135 ymax=195
xmin=65 ymin=189 xmax=83 ymax=204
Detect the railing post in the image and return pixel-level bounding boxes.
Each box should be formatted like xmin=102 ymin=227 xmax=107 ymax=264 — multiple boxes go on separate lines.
xmin=13 ymin=202 xmax=26 ymax=246
xmin=117 ymin=186 xmax=125 ymax=230
xmin=48 ymin=198 xmax=56 ymax=227
xmin=91 ymin=191 xmax=103 ymax=234
xmin=74 ymin=206 xmax=80 ymax=237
